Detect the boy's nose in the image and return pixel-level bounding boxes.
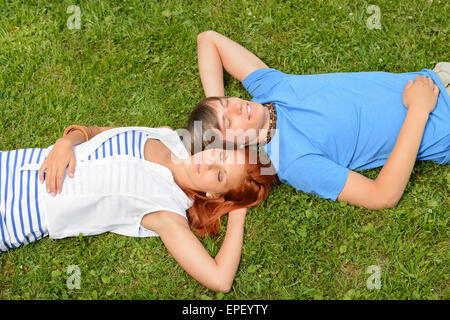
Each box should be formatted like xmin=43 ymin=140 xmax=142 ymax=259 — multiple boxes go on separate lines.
xmin=227 ymin=103 xmax=242 ymax=116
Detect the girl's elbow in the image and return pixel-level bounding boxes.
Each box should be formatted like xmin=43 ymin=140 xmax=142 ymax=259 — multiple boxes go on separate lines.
xmin=211 ymin=273 xmax=232 ymax=293
xmin=197 ymin=30 xmax=216 ymax=43
xmin=205 ymin=279 xmax=231 ymax=293
xmin=217 ymin=281 xmax=232 ymax=294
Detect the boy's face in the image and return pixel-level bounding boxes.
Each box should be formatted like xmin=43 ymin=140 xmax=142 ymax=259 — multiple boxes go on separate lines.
xmin=208 ymin=97 xmax=268 ymax=146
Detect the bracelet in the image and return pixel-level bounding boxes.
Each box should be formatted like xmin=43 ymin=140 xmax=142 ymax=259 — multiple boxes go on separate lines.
xmin=63 ymin=125 xmax=89 ymax=142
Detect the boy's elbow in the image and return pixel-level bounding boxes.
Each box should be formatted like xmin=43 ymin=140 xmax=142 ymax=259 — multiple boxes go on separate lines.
xmin=369 ymin=193 xmax=400 ymax=210
xmin=381 ymin=195 xmax=400 ymax=209
xmin=345 ymin=193 xmax=400 ymax=210
xmin=338 ymin=176 xmax=402 ymax=210
xmin=367 ymin=181 xmax=402 ymax=210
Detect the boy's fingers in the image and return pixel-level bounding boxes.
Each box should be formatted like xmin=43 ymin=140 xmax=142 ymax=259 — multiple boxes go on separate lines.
xmin=405 ymin=79 xmax=413 ymax=88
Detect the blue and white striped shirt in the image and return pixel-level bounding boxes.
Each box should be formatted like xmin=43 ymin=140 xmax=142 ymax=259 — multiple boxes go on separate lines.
xmin=0 ymin=129 xmax=150 ymax=252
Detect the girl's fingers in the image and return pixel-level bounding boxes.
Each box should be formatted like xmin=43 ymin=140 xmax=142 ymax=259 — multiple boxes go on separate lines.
xmin=53 ymin=169 xmax=59 ymax=196
xmin=68 ymin=158 xmax=76 ymax=178
xmin=56 ymin=168 xmax=64 ymax=194
xmin=39 ymin=165 xmax=46 ymax=183
xmin=45 ymin=168 xmax=52 ymax=195
xmin=47 ymin=166 xmax=57 ymax=196
xmin=39 ymin=158 xmax=49 ymax=183
xmin=50 ymin=169 xmax=56 ymax=196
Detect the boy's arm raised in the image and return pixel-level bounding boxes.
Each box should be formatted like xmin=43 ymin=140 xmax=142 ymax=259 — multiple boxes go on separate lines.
xmin=197 ymin=30 xmax=268 ymax=97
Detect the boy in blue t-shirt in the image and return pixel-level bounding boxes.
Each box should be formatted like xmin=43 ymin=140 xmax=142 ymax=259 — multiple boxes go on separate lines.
xmin=188 ymin=31 xmax=449 ymax=210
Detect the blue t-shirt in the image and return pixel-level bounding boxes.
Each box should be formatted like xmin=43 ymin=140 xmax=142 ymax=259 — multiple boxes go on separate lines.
xmin=242 ymin=68 xmax=450 ymax=201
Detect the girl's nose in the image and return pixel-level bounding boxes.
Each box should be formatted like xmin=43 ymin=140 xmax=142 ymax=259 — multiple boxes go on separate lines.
xmin=205 ymin=150 xmax=221 ymax=168
xmin=204 ymin=150 xmax=216 ymax=166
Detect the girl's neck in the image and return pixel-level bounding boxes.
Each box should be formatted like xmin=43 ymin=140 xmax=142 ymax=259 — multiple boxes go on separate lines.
xmin=144 ymin=138 xmax=193 ymax=192
xmin=166 ymin=159 xmax=192 ymax=192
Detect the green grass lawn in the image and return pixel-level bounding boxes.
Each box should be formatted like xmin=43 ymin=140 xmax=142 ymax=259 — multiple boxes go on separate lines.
xmin=0 ymin=0 xmax=449 ymax=299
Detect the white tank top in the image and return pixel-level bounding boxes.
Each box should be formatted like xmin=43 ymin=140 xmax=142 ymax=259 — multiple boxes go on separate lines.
xmin=19 ymin=127 xmax=193 ymax=239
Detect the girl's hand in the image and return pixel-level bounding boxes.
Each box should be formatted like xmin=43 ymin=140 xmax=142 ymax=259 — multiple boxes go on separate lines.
xmin=39 ymin=137 xmax=76 ymax=196
xmin=402 ymin=75 xmax=440 ymax=115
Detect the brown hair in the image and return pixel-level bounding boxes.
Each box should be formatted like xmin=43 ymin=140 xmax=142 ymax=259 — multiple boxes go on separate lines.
xmin=186 ymin=96 xmax=227 ymax=153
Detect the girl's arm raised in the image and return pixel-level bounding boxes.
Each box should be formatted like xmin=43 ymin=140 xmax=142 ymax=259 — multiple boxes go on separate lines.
xmin=197 ymin=30 xmax=268 ymax=97
xmin=337 ymin=75 xmax=440 ymax=209
xmin=141 ymin=208 xmax=247 ymax=293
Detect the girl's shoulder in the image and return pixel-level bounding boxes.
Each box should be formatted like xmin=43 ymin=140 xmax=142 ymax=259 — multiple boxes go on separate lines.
xmin=140 ymin=209 xmax=189 ymax=235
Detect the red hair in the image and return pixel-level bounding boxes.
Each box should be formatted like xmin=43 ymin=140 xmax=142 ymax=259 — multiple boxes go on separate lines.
xmin=184 ymin=148 xmax=278 ymax=237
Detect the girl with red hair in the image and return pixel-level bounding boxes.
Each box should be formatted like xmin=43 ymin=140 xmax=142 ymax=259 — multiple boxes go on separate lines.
xmin=0 ymin=125 xmax=277 ymax=292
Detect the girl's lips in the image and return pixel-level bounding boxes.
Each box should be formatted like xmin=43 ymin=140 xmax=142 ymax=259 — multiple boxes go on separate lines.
xmin=247 ymin=103 xmax=251 ymax=120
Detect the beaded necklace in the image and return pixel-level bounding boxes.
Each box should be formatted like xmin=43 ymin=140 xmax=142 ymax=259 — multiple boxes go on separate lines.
xmin=263 ymin=103 xmax=277 ymax=144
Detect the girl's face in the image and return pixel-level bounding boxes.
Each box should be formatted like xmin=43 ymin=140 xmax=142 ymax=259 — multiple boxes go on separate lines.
xmin=209 ymin=97 xmax=267 ymax=146
xmin=184 ymin=148 xmax=247 ymax=196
